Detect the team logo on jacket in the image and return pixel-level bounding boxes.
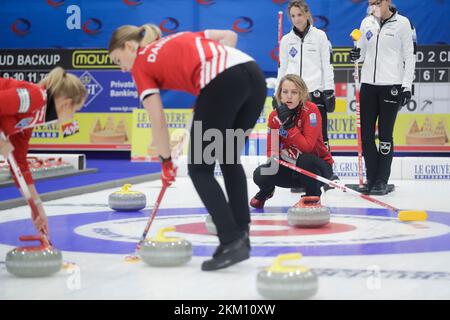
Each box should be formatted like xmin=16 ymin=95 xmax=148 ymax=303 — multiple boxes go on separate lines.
xmin=391 ymin=87 xmax=398 ymax=96
xmin=309 ymin=113 xmax=317 ymax=127
xmin=366 ymin=30 xmax=373 ymax=41
xmin=289 ymin=47 xmax=298 ymax=58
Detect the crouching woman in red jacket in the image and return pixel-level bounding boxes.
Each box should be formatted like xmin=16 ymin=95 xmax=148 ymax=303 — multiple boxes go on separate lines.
xmin=250 ymin=74 xmax=334 ymax=209
xmin=0 ymin=67 xmax=87 ymax=235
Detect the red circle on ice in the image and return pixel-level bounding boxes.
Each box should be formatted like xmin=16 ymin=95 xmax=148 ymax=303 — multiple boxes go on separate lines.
xmin=175 ymin=219 xmax=356 ymax=236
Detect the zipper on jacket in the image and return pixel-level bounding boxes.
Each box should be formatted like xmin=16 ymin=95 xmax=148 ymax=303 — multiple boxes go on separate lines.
xmin=373 ymin=18 xmax=395 ymax=83
xmin=300 ymin=39 xmax=304 ymax=77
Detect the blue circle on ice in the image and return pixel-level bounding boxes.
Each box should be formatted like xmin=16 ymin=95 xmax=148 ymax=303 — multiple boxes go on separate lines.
xmin=0 ymin=207 xmax=449 ymax=257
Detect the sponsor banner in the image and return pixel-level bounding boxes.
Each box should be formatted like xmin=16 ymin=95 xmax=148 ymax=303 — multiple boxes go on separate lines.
xmin=131 ymin=109 xmax=191 ymax=161
xmin=131 ymin=107 xmax=269 ymax=162
xmin=332 ymin=157 xmax=402 ymax=180
xmin=402 ymin=157 xmax=450 ymax=180
xmin=327 ymin=113 xmax=450 ymax=152
xmin=3 ymin=1 xmax=449 ymax=71
xmin=177 ymin=155 xmax=444 ymax=181
xmin=29 ymin=113 xmax=133 ymax=150
xmin=1 ymin=47 xmax=449 ymax=152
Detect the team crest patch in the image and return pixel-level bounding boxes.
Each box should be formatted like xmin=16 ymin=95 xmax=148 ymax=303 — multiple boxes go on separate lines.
xmin=309 ymin=113 xmax=317 ymax=127
xmin=391 ymin=87 xmax=399 ymax=96
xmin=289 ymin=47 xmax=298 ymax=58
xmin=279 ymin=128 xmax=288 ymax=138
xmin=366 ymin=30 xmax=373 ymax=41
xmin=15 ymin=117 xmax=32 ymax=129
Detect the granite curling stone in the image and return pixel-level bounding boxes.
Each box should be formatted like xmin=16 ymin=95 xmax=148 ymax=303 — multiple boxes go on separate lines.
xmin=287 ymin=196 xmax=330 ymax=228
xmin=257 ymin=253 xmax=318 ymax=300
xmin=5 ymin=235 xmax=63 ymax=278
xmin=139 ymin=227 xmax=192 ymax=267
xmin=109 ymin=184 xmax=146 ymax=212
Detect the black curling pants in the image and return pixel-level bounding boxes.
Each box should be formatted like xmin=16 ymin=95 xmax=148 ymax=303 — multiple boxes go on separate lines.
xmin=188 ymin=61 xmax=267 ymax=245
xmin=253 ymin=154 xmax=333 ymax=198
xmin=360 ymin=83 xmax=401 ymax=184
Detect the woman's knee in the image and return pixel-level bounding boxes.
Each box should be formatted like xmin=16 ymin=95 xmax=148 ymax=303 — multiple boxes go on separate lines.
xmin=253 ymin=164 xmax=270 ymax=186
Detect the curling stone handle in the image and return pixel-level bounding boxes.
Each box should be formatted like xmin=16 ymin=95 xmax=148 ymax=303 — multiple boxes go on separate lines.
xmin=156 ymin=226 xmax=176 ymax=241
xmin=18 ymin=235 xmax=48 ymax=249
xmin=269 ymin=253 xmax=302 ymax=272
xmin=121 ymin=184 xmax=132 ymax=192
xmin=299 ymin=196 xmax=321 ymax=207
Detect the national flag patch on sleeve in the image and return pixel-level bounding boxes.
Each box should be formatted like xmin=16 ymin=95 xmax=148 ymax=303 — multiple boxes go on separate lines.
xmin=309 ymin=113 xmax=317 ymax=127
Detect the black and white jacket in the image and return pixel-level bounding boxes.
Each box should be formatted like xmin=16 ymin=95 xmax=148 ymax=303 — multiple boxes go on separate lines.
xmin=357 ymin=8 xmax=417 ymax=90
xmin=277 ymin=25 xmax=335 ymax=93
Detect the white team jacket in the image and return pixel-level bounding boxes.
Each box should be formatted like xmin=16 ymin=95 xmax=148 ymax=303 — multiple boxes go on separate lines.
xmin=277 ymin=26 xmax=334 ymax=93
xmin=357 ymin=10 xmax=416 ymax=90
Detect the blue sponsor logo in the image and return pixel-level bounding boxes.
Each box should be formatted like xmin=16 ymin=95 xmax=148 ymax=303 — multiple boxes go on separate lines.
xmin=366 ymin=30 xmax=373 ymax=41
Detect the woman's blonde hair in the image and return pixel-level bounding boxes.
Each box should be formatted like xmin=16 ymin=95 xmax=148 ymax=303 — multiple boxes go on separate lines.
xmin=288 ymin=0 xmax=314 ymax=26
xmin=39 ymin=67 xmax=87 ymax=108
xmin=276 ymin=74 xmax=310 ymax=108
xmin=108 ymin=24 xmax=162 ymax=53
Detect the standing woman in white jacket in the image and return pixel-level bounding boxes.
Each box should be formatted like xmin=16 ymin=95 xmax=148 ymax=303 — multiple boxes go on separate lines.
xmin=350 ymin=0 xmax=416 ymax=195
xmin=276 ymin=0 xmax=335 ymax=152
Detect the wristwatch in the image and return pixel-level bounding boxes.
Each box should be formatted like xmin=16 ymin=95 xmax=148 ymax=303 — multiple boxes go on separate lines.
xmin=158 ymin=155 xmax=172 ymax=163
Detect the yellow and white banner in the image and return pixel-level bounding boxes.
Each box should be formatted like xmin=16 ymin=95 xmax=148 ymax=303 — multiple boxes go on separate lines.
xmin=30 ymin=113 xmax=133 ymax=150
xmin=131 ymin=109 xmax=191 ymax=161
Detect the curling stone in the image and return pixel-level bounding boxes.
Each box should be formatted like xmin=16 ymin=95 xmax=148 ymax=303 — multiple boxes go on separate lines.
xmin=257 ymin=253 xmax=318 ymax=300
xmin=42 ymin=158 xmax=59 ymax=177
xmin=205 ymin=215 xmax=217 ymax=235
xmin=108 ymin=184 xmax=146 ymax=212
xmin=287 ymin=196 xmax=330 ymax=228
xmin=55 ymin=158 xmax=76 ymax=175
xmin=139 ymin=226 xmax=192 ymax=267
xmin=29 ymin=158 xmax=45 ymax=180
xmin=5 ymin=235 xmax=63 ymax=278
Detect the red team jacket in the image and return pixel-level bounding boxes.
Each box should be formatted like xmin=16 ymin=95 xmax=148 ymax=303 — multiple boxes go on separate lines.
xmin=131 ymin=31 xmax=253 ymax=101
xmin=267 ymin=101 xmax=333 ymax=166
xmin=0 ymin=78 xmax=48 ymax=184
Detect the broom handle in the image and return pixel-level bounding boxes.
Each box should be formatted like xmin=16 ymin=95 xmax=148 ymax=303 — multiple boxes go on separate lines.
xmin=135 ymin=115 xmax=193 ymax=249
xmin=0 ymin=131 xmax=51 ymax=246
xmin=277 ymin=11 xmax=283 ymax=67
xmin=353 ymin=52 xmax=364 ymax=188
xmin=276 ymin=158 xmax=399 ymax=213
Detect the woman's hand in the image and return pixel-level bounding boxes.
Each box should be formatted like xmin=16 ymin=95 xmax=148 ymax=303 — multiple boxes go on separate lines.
xmin=275 ymin=103 xmax=296 ymax=130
